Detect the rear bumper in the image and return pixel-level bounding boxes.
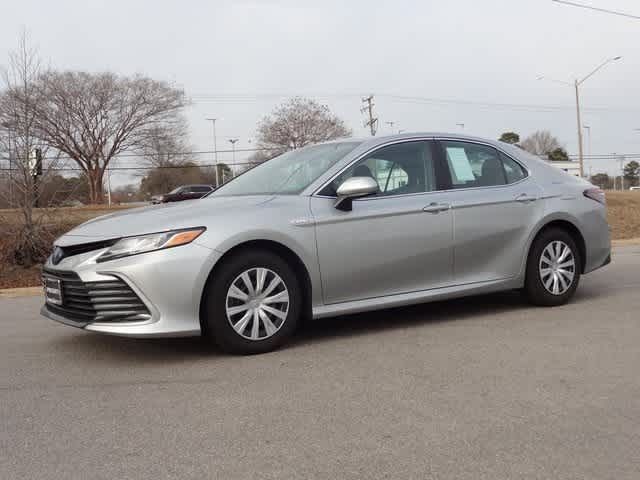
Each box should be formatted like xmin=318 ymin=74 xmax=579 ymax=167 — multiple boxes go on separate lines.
xmin=582 ymin=207 xmax=611 ymax=274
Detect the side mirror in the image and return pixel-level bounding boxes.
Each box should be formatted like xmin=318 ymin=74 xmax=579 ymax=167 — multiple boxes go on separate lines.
xmin=334 ymin=176 xmax=379 ymax=211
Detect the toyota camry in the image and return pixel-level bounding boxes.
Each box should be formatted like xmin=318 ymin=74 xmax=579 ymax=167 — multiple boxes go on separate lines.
xmin=41 ymin=133 xmax=611 ymax=354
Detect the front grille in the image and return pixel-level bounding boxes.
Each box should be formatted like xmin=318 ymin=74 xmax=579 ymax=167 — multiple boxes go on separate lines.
xmin=42 ymin=268 xmax=151 ymax=323
xmin=52 ymin=239 xmax=119 ymax=265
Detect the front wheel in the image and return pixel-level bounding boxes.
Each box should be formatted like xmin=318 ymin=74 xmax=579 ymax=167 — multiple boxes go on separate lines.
xmin=525 ymin=228 xmax=581 ymax=306
xmin=203 ymin=250 xmax=301 ymax=354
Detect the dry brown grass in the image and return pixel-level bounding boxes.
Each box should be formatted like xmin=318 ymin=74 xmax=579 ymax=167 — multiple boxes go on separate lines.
xmin=605 ymin=191 xmax=640 ymax=240
xmin=0 ymin=195 xmax=639 ymax=289
xmin=0 ymin=204 xmax=133 ymax=226
xmin=0 ymin=205 xmax=136 ymax=288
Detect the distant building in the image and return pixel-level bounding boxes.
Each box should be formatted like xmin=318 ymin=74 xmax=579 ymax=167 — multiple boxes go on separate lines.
xmin=547 ymin=160 xmax=580 ymax=177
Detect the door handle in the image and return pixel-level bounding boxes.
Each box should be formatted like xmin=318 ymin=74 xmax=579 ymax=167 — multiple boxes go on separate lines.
xmin=515 ymin=193 xmax=537 ymax=203
xmin=423 ymin=202 xmax=450 ymax=213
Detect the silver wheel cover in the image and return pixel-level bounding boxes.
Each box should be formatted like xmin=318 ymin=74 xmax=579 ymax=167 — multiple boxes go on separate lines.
xmin=225 ymin=267 xmax=290 ymax=341
xmin=539 ymin=240 xmax=576 ymax=295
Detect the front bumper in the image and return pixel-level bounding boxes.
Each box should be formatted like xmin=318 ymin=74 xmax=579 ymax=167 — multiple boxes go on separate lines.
xmin=40 ymin=242 xmax=222 ymax=337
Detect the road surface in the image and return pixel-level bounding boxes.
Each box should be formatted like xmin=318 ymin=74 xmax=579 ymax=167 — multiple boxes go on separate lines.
xmin=2 ymin=246 xmax=640 ymax=479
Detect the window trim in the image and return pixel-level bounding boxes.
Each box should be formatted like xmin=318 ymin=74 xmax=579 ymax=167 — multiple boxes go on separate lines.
xmin=313 ymin=138 xmax=441 ymax=199
xmin=312 ymin=137 xmax=531 ymax=200
xmin=434 ymin=138 xmax=530 ymax=192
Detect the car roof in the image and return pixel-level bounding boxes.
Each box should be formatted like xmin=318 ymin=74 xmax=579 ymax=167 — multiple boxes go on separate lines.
xmin=325 ymin=132 xmax=508 ymax=150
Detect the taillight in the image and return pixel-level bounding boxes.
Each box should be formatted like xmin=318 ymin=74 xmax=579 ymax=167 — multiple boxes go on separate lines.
xmin=584 ymin=188 xmax=606 ymax=205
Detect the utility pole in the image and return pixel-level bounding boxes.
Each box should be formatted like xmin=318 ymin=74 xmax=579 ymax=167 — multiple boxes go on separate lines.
xmin=206 ymin=118 xmax=219 ymax=187
xmin=361 ymin=95 xmax=378 ymax=136
xmin=619 ymin=155 xmax=626 ymax=191
xmin=385 ymin=121 xmax=395 ymax=133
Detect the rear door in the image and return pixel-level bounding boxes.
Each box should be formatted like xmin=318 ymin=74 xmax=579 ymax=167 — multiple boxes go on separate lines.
xmin=435 ymin=139 xmax=544 ymax=284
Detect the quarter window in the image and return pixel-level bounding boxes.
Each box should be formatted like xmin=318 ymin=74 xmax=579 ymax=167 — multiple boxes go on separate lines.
xmin=500 ymin=153 xmax=528 ymax=183
xmin=440 ymin=141 xmax=526 ymax=188
xmin=321 ymin=141 xmax=436 ymax=197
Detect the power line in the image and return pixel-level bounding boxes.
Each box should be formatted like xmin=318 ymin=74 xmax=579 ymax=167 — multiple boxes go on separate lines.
xmin=0 ymin=147 xmax=279 ymax=164
xmin=552 ymin=0 xmax=640 ymax=20
xmin=0 ymin=160 xmax=263 ymax=173
xmin=189 ymin=92 xmax=639 ymax=114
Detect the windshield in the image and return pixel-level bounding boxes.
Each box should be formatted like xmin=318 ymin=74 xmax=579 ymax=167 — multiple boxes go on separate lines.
xmin=212 ymin=142 xmax=361 ymax=196
xmin=168 ymin=186 xmax=183 ymax=194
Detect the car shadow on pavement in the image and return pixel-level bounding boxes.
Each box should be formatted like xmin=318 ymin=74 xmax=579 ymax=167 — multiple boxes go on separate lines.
xmin=49 ymin=282 xmax=608 ymax=358
xmin=52 ymin=333 xmax=215 ymax=363
xmin=292 ymin=284 xmax=608 ymax=348
xmin=293 ymin=290 xmax=526 ymax=347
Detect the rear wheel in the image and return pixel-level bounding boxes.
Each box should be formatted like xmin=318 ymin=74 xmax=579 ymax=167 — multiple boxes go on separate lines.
xmin=525 ymin=228 xmax=581 ymax=306
xmin=203 ymin=250 xmax=301 ymax=354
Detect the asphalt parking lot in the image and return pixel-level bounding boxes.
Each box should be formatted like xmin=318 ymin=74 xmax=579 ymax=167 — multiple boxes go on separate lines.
xmin=2 ymin=246 xmax=640 ymax=479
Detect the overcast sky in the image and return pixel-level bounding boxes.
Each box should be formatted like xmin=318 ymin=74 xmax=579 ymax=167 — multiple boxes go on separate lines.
xmin=1 ymin=0 xmax=639 ymax=182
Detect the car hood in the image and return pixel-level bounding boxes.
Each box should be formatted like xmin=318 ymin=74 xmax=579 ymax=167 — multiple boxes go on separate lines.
xmin=56 ymin=195 xmax=274 ymax=247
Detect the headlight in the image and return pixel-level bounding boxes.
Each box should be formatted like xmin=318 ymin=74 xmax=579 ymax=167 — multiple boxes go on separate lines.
xmin=96 ymin=227 xmax=206 ymax=263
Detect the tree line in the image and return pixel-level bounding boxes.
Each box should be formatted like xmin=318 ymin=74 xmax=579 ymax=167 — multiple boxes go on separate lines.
xmin=497 ymin=130 xmax=639 ymax=188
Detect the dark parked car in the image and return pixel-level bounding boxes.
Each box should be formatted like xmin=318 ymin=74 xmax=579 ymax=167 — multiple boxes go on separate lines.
xmin=157 ymin=185 xmax=214 ymax=203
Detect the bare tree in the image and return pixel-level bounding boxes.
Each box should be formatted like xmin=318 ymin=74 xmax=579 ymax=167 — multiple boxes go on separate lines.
xmin=29 ymin=71 xmax=186 ymax=203
xmin=520 ymin=130 xmax=562 ymax=157
xmin=255 ymin=97 xmax=351 ymax=158
xmin=0 ymin=32 xmax=59 ymax=265
xmin=139 ymin=119 xmax=192 ymax=168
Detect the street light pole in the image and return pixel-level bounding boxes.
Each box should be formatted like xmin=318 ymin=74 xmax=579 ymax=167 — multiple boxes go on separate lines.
xmin=583 ymin=125 xmax=591 ymax=156
xmin=206 ymin=118 xmax=219 ymax=187
xmin=538 ymin=56 xmax=622 ymax=178
xmin=574 ymin=80 xmax=584 ymax=177
xmin=611 ymin=153 xmax=618 ymax=190
xmin=228 ymin=138 xmax=239 ymax=180
xmin=228 ymin=139 xmax=239 ymax=162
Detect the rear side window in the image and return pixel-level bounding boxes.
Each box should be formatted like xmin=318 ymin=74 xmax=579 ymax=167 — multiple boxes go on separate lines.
xmin=500 ymin=153 xmax=528 ymax=183
xmin=440 ymin=141 xmax=527 ymax=189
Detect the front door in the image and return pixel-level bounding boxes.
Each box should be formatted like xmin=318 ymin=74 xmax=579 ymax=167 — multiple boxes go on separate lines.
xmin=310 ymin=140 xmax=454 ymax=305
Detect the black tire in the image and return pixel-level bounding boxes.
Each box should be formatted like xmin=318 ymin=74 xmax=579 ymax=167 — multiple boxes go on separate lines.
xmin=524 ymin=228 xmax=581 ymax=306
xmin=203 ymin=250 xmax=301 ymax=354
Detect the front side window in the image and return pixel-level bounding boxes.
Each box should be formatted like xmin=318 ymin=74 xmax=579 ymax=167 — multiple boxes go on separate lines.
xmin=441 ymin=141 xmax=527 ymax=188
xmin=321 ymin=141 xmax=436 ymax=197
xmin=212 ymin=142 xmax=361 ymax=196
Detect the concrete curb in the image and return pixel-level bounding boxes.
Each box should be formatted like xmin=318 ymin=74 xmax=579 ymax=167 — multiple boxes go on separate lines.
xmin=612 ymin=238 xmax=640 ymax=247
xmin=0 ymin=287 xmax=43 ymax=298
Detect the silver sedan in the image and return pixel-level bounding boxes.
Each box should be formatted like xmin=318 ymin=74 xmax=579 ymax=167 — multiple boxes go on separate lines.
xmin=41 ymin=133 xmax=611 ymax=354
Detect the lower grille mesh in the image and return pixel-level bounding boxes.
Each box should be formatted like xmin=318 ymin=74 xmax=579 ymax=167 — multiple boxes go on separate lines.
xmin=43 ymin=268 xmax=151 ymax=323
